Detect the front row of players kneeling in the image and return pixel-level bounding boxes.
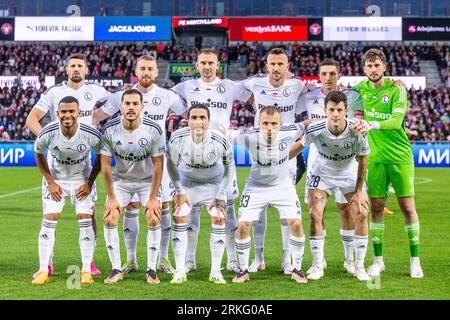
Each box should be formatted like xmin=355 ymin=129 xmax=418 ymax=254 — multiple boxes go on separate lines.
xmin=32 ymin=89 xmax=370 ymax=286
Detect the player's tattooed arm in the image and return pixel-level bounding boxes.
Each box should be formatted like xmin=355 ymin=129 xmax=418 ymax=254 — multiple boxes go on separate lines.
xmin=35 ymin=152 xmax=62 ymax=202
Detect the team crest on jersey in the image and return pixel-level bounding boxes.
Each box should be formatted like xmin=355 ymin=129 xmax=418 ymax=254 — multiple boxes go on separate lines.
xmin=207 ymin=151 xmax=216 ymax=160
xmin=282 ymin=88 xmax=291 ymax=97
xmin=382 ymin=95 xmax=389 ymax=104
xmin=343 ymin=140 xmax=353 ymax=149
xmin=279 ymin=142 xmax=288 ymax=151
xmin=84 ymin=92 xmax=93 ymax=101
xmin=152 ymin=97 xmax=161 ymax=106
xmin=138 ymin=138 xmax=148 ymax=147
xmin=77 ymin=144 xmax=87 ymax=153
xmin=217 ymin=85 xmax=226 ymax=94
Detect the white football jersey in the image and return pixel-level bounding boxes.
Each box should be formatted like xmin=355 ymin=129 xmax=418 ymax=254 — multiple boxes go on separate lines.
xmin=172 ymin=78 xmax=251 ymax=129
xmin=230 ymin=123 xmax=305 ymax=187
xmin=100 ymin=84 xmax=186 ymax=140
xmin=297 ymin=87 xmax=364 ymax=168
xmin=167 ymin=127 xmax=234 ymax=184
xmin=302 ymin=119 xmax=370 ymax=177
xmin=34 ymin=81 xmax=111 ymax=127
xmin=239 ymin=74 xmax=307 ymax=126
xmin=34 ymin=121 xmax=101 ymax=181
xmin=100 ymin=117 xmax=166 ymax=183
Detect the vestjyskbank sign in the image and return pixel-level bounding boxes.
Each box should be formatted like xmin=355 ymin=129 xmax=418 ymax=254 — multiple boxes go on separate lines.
xmin=229 ymin=18 xmax=308 ymax=41
xmin=172 ymin=17 xmax=228 ymax=29
xmin=15 ymin=17 xmax=94 ymax=41
xmin=94 ymin=17 xmax=171 ymax=41
xmin=323 ymin=17 xmax=402 ymax=41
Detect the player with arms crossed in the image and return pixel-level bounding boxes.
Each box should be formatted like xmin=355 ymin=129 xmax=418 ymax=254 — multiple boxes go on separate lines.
xmin=26 ymin=53 xmax=110 ymax=277
xmin=297 ymin=58 xmax=364 ymax=275
xmin=32 ymin=96 xmax=101 ymax=285
xmin=100 ymin=89 xmax=165 ymax=284
xmin=93 ymin=55 xmax=186 ymax=275
xmin=230 ymin=106 xmax=308 ymax=284
xmin=238 ymin=48 xmax=308 ymax=274
xmin=172 ymin=48 xmax=251 ymax=273
xmin=352 ymin=49 xmax=423 ymax=278
xmin=291 ymin=91 xmax=371 ymax=281
xmin=166 ymin=105 xmax=235 ymax=284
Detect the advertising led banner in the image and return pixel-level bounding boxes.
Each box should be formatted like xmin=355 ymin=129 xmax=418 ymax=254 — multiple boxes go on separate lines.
xmin=307 ymin=18 xmax=323 ymax=41
xmin=403 ymin=18 xmax=450 ymax=41
xmin=94 ymin=17 xmax=171 ymax=41
xmin=15 ymin=17 xmax=94 ymax=41
xmin=172 ymin=17 xmax=229 ymax=29
xmin=229 ymin=17 xmax=308 ymax=41
xmin=1 ymin=143 xmax=449 ymax=168
xmin=323 ymin=17 xmax=402 ymax=41
xmin=0 ymin=18 xmax=14 ymax=41
xmin=0 ymin=76 xmax=55 ymax=89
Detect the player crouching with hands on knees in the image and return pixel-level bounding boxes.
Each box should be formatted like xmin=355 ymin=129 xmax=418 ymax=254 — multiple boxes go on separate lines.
xmin=228 ymin=106 xmax=309 ymax=284
xmin=290 ymin=91 xmax=371 ymax=281
xmin=166 ymin=105 xmax=235 ymax=284
xmin=100 ymin=89 xmax=165 ymax=284
xmin=32 ymin=96 xmax=101 ymax=286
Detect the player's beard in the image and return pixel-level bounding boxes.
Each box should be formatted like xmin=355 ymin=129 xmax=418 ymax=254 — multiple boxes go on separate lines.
xmin=139 ymin=76 xmax=153 ymax=88
xmin=369 ymin=73 xmax=383 ymax=84
xmin=70 ymin=75 xmax=83 ymax=83
xmin=270 ymin=72 xmax=282 ymax=82
xmin=61 ymin=117 xmax=76 ymax=128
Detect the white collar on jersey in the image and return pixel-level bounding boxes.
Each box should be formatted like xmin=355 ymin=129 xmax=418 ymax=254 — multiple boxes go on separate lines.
xmin=58 ymin=121 xmax=81 ymax=141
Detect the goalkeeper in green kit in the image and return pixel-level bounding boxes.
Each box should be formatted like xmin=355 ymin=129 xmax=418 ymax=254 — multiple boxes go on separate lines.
xmin=352 ymin=49 xmax=423 ymax=278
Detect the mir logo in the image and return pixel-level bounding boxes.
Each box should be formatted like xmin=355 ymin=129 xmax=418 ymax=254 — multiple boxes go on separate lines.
xmin=0 ymin=147 xmax=25 ymax=164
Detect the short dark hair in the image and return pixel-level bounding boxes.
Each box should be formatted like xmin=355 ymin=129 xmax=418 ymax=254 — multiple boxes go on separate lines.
xmin=67 ymin=53 xmax=88 ymax=65
xmin=58 ymin=96 xmax=79 ymax=108
xmin=188 ymin=104 xmax=210 ymax=120
xmin=362 ymin=48 xmax=387 ymax=65
xmin=121 ymin=89 xmax=143 ymax=104
xmin=198 ymin=48 xmax=218 ymax=58
xmin=324 ymin=91 xmax=348 ymax=109
xmin=260 ymin=105 xmax=280 ymax=117
xmin=268 ymin=47 xmax=288 ymax=58
xmin=319 ymin=58 xmax=340 ymax=73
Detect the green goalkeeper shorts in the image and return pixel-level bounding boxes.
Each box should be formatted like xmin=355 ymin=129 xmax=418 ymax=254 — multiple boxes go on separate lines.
xmin=367 ymin=162 xmax=415 ymax=198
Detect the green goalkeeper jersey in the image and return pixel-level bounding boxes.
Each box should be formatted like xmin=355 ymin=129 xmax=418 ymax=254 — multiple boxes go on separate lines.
xmin=353 ymin=78 xmax=413 ymax=164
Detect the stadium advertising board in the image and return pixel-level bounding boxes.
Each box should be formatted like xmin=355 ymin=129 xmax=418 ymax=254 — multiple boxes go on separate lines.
xmin=172 ymin=17 xmax=229 ymax=29
xmin=307 ymin=18 xmax=323 ymax=41
xmin=323 ymin=17 xmax=402 ymax=41
xmin=229 ymin=17 xmax=308 ymax=41
xmin=403 ymin=18 xmax=450 ymax=41
xmin=4 ymin=143 xmax=448 ymax=168
xmin=0 ymin=18 xmax=14 ymax=41
xmin=169 ymin=63 xmax=224 ymax=83
xmin=94 ymin=17 xmax=171 ymax=41
xmin=0 ymin=76 xmax=55 ymax=89
xmin=15 ymin=17 xmax=94 ymax=41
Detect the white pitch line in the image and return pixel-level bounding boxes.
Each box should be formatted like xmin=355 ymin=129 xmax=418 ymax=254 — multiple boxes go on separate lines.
xmin=415 ymin=178 xmax=433 ymax=185
xmin=0 ymin=186 xmax=41 ymax=200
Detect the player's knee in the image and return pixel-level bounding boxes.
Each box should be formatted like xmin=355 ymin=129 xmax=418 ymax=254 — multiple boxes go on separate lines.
xmin=237 ymin=222 xmax=251 ymax=238
xmin=211 ymin=216 xmax=225 ymax=225
xmin=126 ymin=202 xmax=139 ymax=211
xmin=43 ymin=213 xmax=60 ymax=221
xmin=104 ymin=216 xmax=118 ymax=227
xmin=309 ymin=210 xmax=323 ymax=224
xmin=354 ymin=208 xmax=368 ymax=224
xmin=146 ymin=214 xmax=159 ymax=227
xmin=77 ymin=213 xmax=91 ymax=220
xmin=174 ymin=215 xmax=188 ymax=224
xmin=288 ymin=218 xmax=302 ymax=231
xmin=162 ymin=202 xmax=169 ymax=210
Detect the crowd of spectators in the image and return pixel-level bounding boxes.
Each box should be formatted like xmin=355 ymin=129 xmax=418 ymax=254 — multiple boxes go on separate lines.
xmin=0 ymin=42 xmax=449 ymax=142
xmin=237 ymin=41 xmax=448 ymax=78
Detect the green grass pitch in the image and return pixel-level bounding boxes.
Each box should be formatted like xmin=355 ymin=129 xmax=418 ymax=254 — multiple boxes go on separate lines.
xmin=0 ymin=166 xmax=449 ymax=300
